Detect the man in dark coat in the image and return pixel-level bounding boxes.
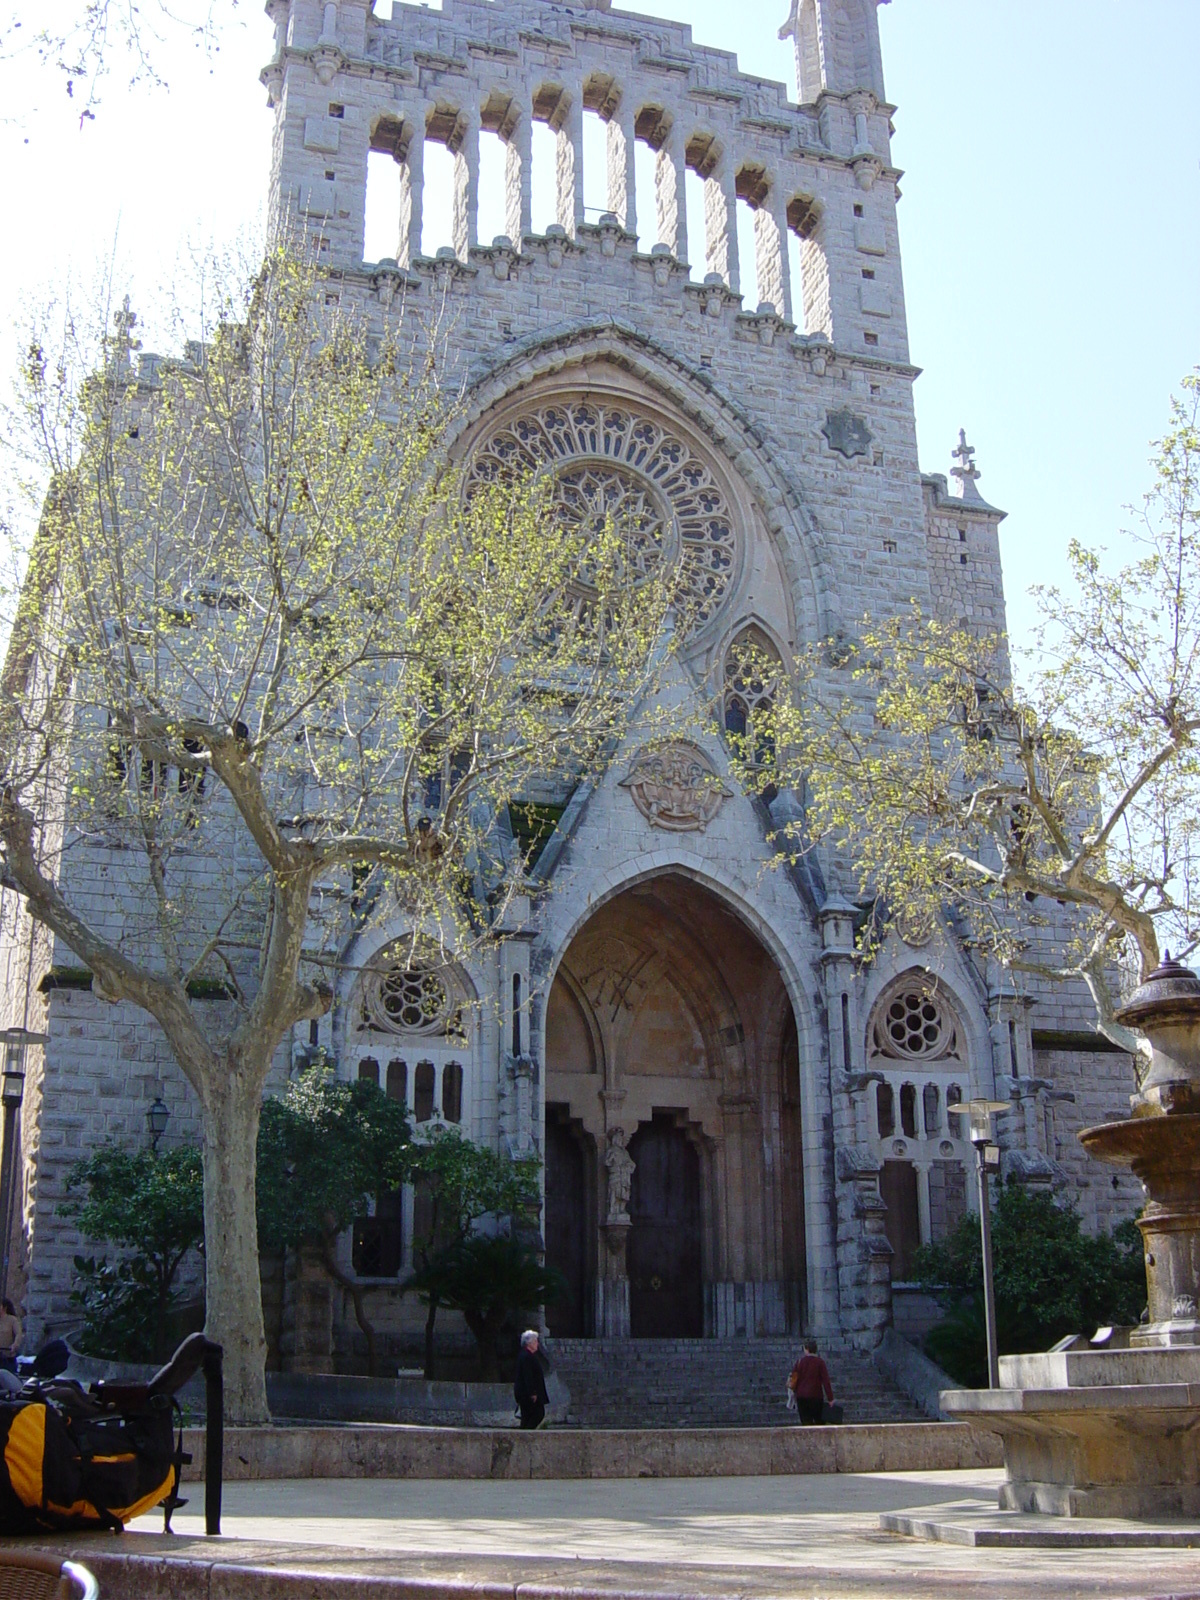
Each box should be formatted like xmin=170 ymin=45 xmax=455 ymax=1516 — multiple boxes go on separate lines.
xmin=788 ymin=1338 xmax=834 ymax=1425
xmin=514 ymin=1329 xmax=549 ymax=1430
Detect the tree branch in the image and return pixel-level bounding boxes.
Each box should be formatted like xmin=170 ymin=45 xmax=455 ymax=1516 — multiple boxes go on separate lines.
xmin=0 ymin=787 xmax=214 ymax=1084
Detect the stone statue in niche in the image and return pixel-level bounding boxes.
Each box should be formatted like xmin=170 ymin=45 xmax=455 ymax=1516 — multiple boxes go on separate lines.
xmin=822 ymin=408 xmax=874 ymax=460
xmin=620 ymin=741 xmax=730 ymax=832
xmin=605 ymin=1127 xmax=636 ymax=1221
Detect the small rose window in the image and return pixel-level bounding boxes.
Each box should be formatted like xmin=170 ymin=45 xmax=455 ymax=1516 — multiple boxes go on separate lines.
xmin=360 ymin=948 xmax=465 ymax=1038
xmin=870 ymin=982 xmax=960 ymax=1064
xmin=380 ymin=967 xmax=447 ymax=1032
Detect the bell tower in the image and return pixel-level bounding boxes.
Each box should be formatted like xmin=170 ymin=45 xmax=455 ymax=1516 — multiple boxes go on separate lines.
xmin=780 ymin=0 xmax=888 ymax=103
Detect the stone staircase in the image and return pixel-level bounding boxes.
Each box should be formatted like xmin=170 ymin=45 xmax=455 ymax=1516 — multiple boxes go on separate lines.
xmin=546 ymin=1338 xmax=927 ymax=1429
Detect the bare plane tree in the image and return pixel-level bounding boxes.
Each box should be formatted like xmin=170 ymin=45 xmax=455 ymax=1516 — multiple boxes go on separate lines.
xmin=0 ymin=249 xmax=682 ymax=1419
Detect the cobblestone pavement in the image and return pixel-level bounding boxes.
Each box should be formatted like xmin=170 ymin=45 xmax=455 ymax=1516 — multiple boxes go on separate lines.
xmin=114 ymin=1470 xmax=1200 ymax=1598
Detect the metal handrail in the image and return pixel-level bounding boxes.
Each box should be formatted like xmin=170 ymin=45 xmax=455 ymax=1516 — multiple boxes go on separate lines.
xmin=61 ymin=1563 xmax=99 ymax=1600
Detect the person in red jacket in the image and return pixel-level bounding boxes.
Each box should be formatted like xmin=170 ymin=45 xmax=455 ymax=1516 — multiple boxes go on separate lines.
xmin=788 ymin=1338 xmax=834 ymax=1425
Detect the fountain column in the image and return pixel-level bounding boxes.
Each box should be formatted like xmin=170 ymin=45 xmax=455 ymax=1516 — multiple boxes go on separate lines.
xmin=1081 ymin=958 xmax=1200 ymax=1346
xmin=941 ymin=958 xmax=1200 ymax=1519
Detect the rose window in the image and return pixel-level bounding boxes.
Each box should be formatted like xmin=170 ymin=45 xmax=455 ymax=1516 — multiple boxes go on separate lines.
xmin=467 ymin=403 xmax=740 ymax=628
xmin=360 ymin=954 xmax=465 ymax=1037
xmin=553 ymin=463 xmax=672 ymax=588
xmin=869 ymin=985 xmax=961 ymax=1063
xmin=381 ymin=967 xmax=446 ymax=1030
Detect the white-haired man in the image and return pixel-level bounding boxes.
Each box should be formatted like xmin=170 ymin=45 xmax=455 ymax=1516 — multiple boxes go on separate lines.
xmin=514 ymin=1329 xmax=549 ymax=1430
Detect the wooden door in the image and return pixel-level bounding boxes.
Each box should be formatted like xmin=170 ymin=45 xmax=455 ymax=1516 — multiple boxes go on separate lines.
xmin=544 ymin=1112 xmax=588 ymax=1337
xmin=628 ymin=1117 xmax=703 ymax=1337
xmin=880 ymin=1159 xmax=922 ymax=1281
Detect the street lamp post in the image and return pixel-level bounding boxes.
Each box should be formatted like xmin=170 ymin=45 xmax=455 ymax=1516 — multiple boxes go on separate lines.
xmin=0 ymin=1029 xmax=48 ymax=1303
xmin=949 ymin=1097 xmax=1011 ymax=1390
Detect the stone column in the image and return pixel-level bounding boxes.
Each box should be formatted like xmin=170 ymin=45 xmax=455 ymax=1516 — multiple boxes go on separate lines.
xmin=556 ymin=89 xmax=585 ymax=237
xmin=597 ymin=1217 xmax=632 ymax=1337
xmin=607 ymin=100 xmax=637 ymax=236
xmin=453 ymin=107 xmax=480 ymax=258
xmin=766 ymin=186 xmax=793 ymax=321
xmin=596 ymin=1106 xmax=633 ymax=1337
xmin=399 ymin=107 xmax=427 ymax=266
xmin=500 ymin=932 xmax=536 ymax=1156
xmin=848 ymin=92 xmax=876 ymax=157
xmin=655 ymin=125 xmax=688 ymax=264
xmin=705 ymin=162 xmax=739 ymax=294
xmin=821 ymin=899 xmax=892 ymax=1347
xmin=505 ymin=108 xmax=533 ymax=243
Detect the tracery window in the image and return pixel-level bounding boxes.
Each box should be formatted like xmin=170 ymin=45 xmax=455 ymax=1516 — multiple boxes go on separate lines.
xmin=899 ymin=1083 xmax=918 ymax=1139
xmin=387 ymin=1059 xmax=407 ymax=1106
xmin=466 ymin=402 xmax=740 ymax=631
xmin=723 ymin=626 xmax=782 ymax=776
xmin=413 ymin=1061 xmax=436 ymax=1124
xmin=867 ymin=980 xmax=972 ymax=1275
xmin=358 ymin=945 xmax=467 ymax=1039
xmin=442 ymin=1062 xmax=464 ymax=1125
xmin=349 ymin=947 xmax=474 ymax=1275
xmin=876 ymin=1081 xmax=895 ymax=1139
xmin=869 ymin=982 xmax=961 ymax=1064
xmin=923 ymin=1082 xmax=941 ymax=1136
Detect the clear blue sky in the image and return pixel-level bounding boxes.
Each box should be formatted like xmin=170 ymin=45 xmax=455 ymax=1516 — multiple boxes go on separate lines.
xmin=2 ymin=0 xmax=1197 ymax=656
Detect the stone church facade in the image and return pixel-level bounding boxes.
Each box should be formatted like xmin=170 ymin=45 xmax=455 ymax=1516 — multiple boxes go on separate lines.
xmin=1 ymin=0 xmax=1143 ymax=1362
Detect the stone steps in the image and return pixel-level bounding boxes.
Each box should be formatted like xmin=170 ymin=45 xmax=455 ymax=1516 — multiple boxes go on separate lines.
xmin=546 ymin=1338 xmax=927 ymax=1428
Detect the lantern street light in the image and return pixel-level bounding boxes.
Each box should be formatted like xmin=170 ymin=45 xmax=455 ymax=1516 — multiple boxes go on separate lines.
xmin=0 ymin=1029 xmax=48 ymax=1302
xmin=948 ymin=1097 xmax=1011 ymax=1389
xmin=146 ymin=1097 xmax=171 ymax=1151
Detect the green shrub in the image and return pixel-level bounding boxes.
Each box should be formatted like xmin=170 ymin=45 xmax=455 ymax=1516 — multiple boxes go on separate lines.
xmin=913 ymin=1185 xmax=1146 ymax=1387
xmin=63 ymin=1142 xmax=205 ymax=1362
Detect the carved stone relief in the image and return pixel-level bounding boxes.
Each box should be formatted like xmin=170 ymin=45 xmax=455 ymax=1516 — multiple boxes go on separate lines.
xmin=822 ymin=407 xmax=873 ymax=460
xmin=620 ymin=741 xmax=731 ymax=832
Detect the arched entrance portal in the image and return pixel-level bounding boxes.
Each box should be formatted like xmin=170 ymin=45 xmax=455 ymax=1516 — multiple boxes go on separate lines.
xmin=543 ymin=873 xmax=806 ymax=1338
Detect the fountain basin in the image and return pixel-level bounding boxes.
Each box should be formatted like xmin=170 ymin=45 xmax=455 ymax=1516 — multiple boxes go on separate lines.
xmin=942 ymin=1348 xmax=1200 ymax=1518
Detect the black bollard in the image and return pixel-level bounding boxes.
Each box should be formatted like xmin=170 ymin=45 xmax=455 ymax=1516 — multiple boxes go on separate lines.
xmin=202 ymin=1342 xmax=223 ymax=1536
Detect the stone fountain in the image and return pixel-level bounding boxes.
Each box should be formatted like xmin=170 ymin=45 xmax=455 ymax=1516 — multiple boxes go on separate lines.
xmin=941 ymin=958 xmax=1200 ymax=1519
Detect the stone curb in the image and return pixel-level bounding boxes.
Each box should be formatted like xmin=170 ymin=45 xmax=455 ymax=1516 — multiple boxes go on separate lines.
xmin=179 ymin=1421 xmax=1002 ymax=1482
xmin=14 ymin=1541 xmax=1200 ymax=1600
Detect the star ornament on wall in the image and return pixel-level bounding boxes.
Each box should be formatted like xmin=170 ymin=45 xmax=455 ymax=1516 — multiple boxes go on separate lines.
xmin=823 ymin=408 xmax=874 ymax=461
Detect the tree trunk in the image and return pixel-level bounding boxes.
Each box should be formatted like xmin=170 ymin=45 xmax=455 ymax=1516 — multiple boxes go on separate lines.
xmin=200 ymin=1069 xmax=270 ymax=1423
xmin=464 ymin=1312 xmax=500 ymax=1380
xmin=321 ymin=1241 xmax=380 ymax=1377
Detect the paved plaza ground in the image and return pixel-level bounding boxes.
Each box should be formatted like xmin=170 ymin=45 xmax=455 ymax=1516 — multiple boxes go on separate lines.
xmin=102 ymin=1470 xmax=1200 ymax=1598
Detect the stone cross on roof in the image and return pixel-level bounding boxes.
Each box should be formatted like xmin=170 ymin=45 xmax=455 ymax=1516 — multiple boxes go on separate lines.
xmin=951 ymin=428 xmax=984 ymax=503
xmin=108 ymin=295 xmax=141 ymax=378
